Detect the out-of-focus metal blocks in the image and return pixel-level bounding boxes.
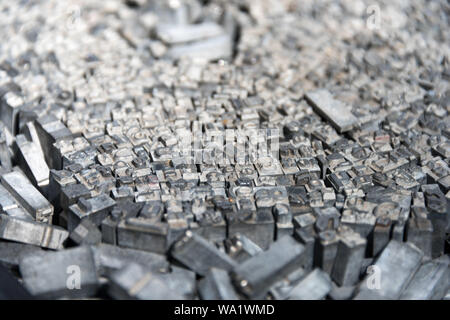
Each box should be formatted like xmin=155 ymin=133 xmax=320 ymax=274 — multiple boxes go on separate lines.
xmin=400 ymin=257 xmax=449 ymax=300
xmin=288 ymin=269 xmax=332 ymax=300
xmin=90 ymin=243 xmax=169 ymax=277
xmin=232 ymin=236 xmax=305 ymax=299
xmin=198 ymin=268 xmax=240 ymax=300
xmin=356 ymin=241 xmax=424 ymax=299
xmin=0 ymin=0 xmax=449 ymax=301
xmin=117 ymin=218 xmax=170 ymax=254
xmin=108 ymin=263 xmax=183 ymax=300
xmin=1 ymin=171 xmax=53 ymax=223
xmin=224 ymin=233 xmax=263 ymax=263
xmin=0 ymin=215 xmax=68 ymax=249
xmin=331 ymin=230 xmax=367 ymax=286
xmin=19 ymin=246 xmax=98 ymax=299
xmin=171 ymin=230 xmax=237 ymax=276
xmin=70 ymin=219 xmax=102 ymax=245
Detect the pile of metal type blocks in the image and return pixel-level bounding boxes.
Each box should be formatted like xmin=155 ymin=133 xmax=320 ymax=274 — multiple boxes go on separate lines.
xmin=0 ymin=0 xmax=449 ymax=300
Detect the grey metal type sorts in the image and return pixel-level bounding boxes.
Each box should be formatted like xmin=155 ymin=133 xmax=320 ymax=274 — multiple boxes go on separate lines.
xmin=0 ymin=0 xmax=449 ymax=300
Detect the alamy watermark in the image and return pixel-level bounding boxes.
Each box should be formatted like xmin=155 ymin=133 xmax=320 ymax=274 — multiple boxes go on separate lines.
xmin=152 ymin=128 xmax=280 ymax=165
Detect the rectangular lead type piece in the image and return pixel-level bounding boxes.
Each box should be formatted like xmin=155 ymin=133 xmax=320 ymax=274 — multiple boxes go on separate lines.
xmin=108 ymin=263 xmax=183 ymax=300
xmin=171 ymin=230 xmax=237 ymax=276
xmin=0 ymin=241 xmax=42 ymax=268
xmin=331 ymin=232 xmax=367 ymax=286
xmin=19 ymin=246 xmax=98 ymax=299
xmin=356 ymin=240 xmax=423 ymax=299
xmin=90 ymin=243 xmax=169 ymax=277
xmin=0 ymin=184 xmax=34 ymax=221
xmin=288 ymin=269 xmax=332 ymax=300
xmin=0 ymin=215 xmax=68 ymax=249
xmin=231 ymin=236 xmax=305 ymax=299
xmin=400 ymin=257 xmax=449 ymax=300
xmin=156 ymin=22 xmax=225 ymax=44
xmin=117 ymin=218 xmax=170 ymax=254
xmin=198 ymin=268 xmax=240 ymax=300
xmin=305 ymin=89 xmax=358 ymax=133
xmin=1 ymin=171 xmax=53 ymax=223
xmin=15 ymin=134 xmax=50 ymax=188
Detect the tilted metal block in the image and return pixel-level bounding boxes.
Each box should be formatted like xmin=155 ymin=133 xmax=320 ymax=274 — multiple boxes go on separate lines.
xmin=117 ymin=218 xmax=170 ymax=254
xmin=268 ymin=266 xmax=306 ymax=300
xmin=0 ymin=263 xmax=33 ymax=299
xmin=157 ymin=22 xmax=225 ymax=45
xmin=232 ymin=236 xmax=305 ymax=299
xmin=305 ymin=89 xmax=357 ymax=133
xmin=0 ymin=125 xmax=12 ymax=171
xmin=198 ymin=268 xmax=240 ymax=300
xmin=0 ymin=91 xmax=23 ymax=134
xmin=0 ymin=241 xmax=42 ymax=268
xmin=15 ymin=134 xmax=49 ymax=188
xmin=19 ymin=246 xmax=98 ymax=299
xmin=90 ymin=243 xmax=169 ymax=277
xmin=288 ymin=269 xmax=332 ymax=300
xmin=224 ymin=233 xmax=263 ymax=263
xmin=108 ymin=263 xmax=183 ymax=300
xmin=0 ymin=184 xmax=34 ymax=221
xmin=357 ymin=240 xmax=424 ymax=299
xmin=171 ymin=230 xmax=237 ymax=276
xmin=1 ymin=171 xmax=53 ymax=223
xmin=400 ymin=257 xmax=449 ymax=300
xmin=0 ymin=215 xmax=68 ymax=249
